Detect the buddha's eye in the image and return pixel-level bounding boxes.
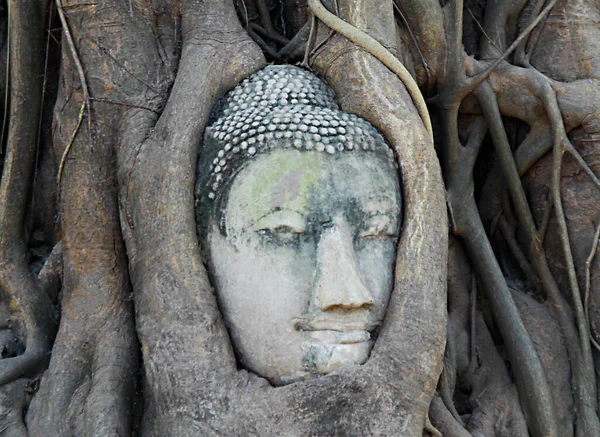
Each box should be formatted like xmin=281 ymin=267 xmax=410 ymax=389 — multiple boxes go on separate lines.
xmin=358 ymin=214 xmax=398 ymax=239
xmin=251 ymin=210 xmax=307 ymax=244
xmin=258 ymin=225 xmax=305 ymax=243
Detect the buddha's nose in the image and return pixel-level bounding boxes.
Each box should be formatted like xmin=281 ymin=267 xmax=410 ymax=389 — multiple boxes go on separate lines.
xmin=313 ymin=218 xmax=374 ymax=311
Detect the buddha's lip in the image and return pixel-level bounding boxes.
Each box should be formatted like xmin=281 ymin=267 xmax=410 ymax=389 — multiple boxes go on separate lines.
xmin=293 ymin=318 xmax=379 ymax=333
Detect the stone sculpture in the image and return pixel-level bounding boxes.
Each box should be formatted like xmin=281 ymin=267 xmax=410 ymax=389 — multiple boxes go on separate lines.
xmin=196 ymin=65 xmax=402 ymax=385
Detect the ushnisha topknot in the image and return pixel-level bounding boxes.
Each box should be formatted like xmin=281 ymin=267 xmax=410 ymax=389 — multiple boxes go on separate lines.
xmin=196 ymin=65 xmax=395 ymax=205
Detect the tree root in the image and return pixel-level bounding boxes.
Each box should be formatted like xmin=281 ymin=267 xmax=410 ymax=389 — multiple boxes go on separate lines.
xmin=249 ymin=23 xmax=289 ymax=45
xmin=307 ymin=0 xmax=433 ymax=140
xmin=56 ymin=0 xmax=92 ymax=139
xmin=475 ymin=80 xmax=599 ymax=436
xmin=512 ymin=286 xmax=575 ymax=437
xmin=302 ymin=14 xmax=318 ymax=67
xmin=542 ymin=84 xmax=596 ymax=376
xmin=497 ymin=216 xmax=538 ymax=293
xmin=393 ymin=1 xmax=432 ymax=94
xmin=0 ymin=0 xmax=56 ymax=389
xmin=536 ymin=195 xmax=553 ymax=243
xmin=564 ymin=138 xmax=600 ymax=189
xmin=307 ymin=0 xmax=338 ymax=65
xmin=514 ymin=0 xmax=546 ymax=66
xmin=424 ymin=416 xmax=442 ymax=437
xmin=465 ymin=277 xmax=477 ymax=384
xmin=441 ymin=14 xmax=559 ymax=430
xmin=247 ymin=27 xmax=279 ymax=58
xmin=276 ymin=20 xmax=310 ymax=60
xmin=585 ymin=221 xmax=600 ymax=351
xmin=466 ymin=60 xmax=600 ymax=432
xmin=467 ymin=312 xmax=530 ymax=437
xmin=479 ymin=127 xmax=553 ymax=229
xmin=462 ymin=0 xmax=559 ymax=95
xmin=429 ymin=395 xmax=473 ymax=437
xmin=116 ymin=2 xmax=267 ymax=432
xmin=0 ymin=1 xmax=592 ymax=435
xmin=254 ymin=0 xmax=276 ymax=39
xmin=439 ymin=335 xmax=463 ymax=425
xmin=24 ymin=1 xmax=169 ymax=433
xmin=56 ymin=101 xmax=84 ymax=183
xmin=0 ymin=378 xmax=28 ymax=437
xmin=0 ymin=351 xmax=46 ymax=387
xmin=37 ymin=242 xmax=63 ymax=304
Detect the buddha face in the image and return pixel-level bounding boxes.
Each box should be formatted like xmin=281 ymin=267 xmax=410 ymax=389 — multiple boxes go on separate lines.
xmin=203 ymin=147 xmax=401 ymax=385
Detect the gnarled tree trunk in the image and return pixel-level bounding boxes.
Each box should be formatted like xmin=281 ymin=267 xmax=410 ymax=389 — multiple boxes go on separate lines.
xmin=0 ymin=0 xmax=598 ymax=436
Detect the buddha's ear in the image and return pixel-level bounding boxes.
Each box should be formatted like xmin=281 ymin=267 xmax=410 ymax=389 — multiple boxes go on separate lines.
xmin=311 ymin=2 xmax=447 ymax=435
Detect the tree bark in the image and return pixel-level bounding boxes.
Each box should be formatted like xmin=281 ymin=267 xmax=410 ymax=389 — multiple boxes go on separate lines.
xmin=0 ymin=0 xmax=598 ymax=436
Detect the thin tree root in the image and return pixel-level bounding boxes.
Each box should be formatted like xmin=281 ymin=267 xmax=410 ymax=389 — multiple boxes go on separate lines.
xmin=466 ymin=6 xmax=502 ymax=56
xmin=247 ymin=28 xmax=279 ymax=58
xmin=277 ymin=21 xmax=310 ymax=60
xmin=424 ymin=415 xmax=443 ymax=437
xmin=90 ymin=97 xmax=160 ymax=114
xmin=523 ymin=0 xmax=550 ymax=66
xmin=441 ymin=59 xmax=558 ymax=435
xmin=56 ymin=0 xmax=92 ymax=138
xmin=308 ymin=0 xmax=338 ymax=63
xmin=37 ymin=242 xmax=63 ymax=304
xmin=302 ymin=14 xmax=318 ymax=68
xmin=476 ymin=80 xmax=599 ymax=435
xmin=393 ymin=1 xmax=432 ymax=94
xmin=249 ymin=23 xmax=289 ymax=45
xmin=0 ymin=378 xmax=29 ymax=437
xmin=429 ymin=394 xmax=473 ymax=437
xmin=585 ymin=221 xmax=600 ymax=352
xmin=541 ymin=84 xmax=595 ymax=370
xmin=464 ymin=0 xmax=559 ymax=94
xmin=498 ymin=216 xmax=538 ymax=287
xmin=478 ymin=128 xmax=553 ymax=240
xmin=515 ymin=0 xmax=546 ymax=66
xmin=57 ymin=101 xmax=84 ymax=183
xmin=465 ymin=276 xmax=478 ymax=385
xmin=439 ymin=335 xmax=463 ymax=425
xmin=563 ymin=137 xmax=600 ymax=190
xmin=536 ymin=196 xmax=553 ymax=243
xmin=0 ymin=2 xmax=10 ymax=155
xmin=307 ymin=0 xmax=433 ymax=141
xmin=254 ymin=0 xmax=275 ymax=36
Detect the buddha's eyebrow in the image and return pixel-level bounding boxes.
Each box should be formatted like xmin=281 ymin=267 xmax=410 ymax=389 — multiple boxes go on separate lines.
xmin=245 ymin=207 xmax=308 ymax=228
xmin=361 ymin=197 xmax=401 ymax=215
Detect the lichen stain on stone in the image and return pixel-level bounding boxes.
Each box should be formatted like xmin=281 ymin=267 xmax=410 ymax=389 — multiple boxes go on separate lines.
xmin=246 ymin=151 xmax=325 ymax=216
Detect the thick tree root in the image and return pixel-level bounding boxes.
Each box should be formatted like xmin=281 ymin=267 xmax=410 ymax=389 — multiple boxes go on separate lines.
xmin=0 ymin=0 xmax=56 ymax=389
xmin=0 ymin=378 xmax=28 ymax=437
xmin=472 ymin=76 xmax=600 ymax=435
xmin=37 ymin=242 xmax=63 ymax=304
xmin=307 ymin=0 xmax=433 ymax=140
xmin=429 ymin=395 xmax=473 ymax=437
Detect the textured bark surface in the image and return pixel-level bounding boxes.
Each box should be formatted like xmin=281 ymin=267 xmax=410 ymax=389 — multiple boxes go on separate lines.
xmin=0 ymin=0 xmax=598 ymax=436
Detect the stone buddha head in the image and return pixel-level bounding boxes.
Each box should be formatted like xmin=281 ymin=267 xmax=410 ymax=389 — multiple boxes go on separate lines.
xmin=196 ymin=65 xmax=401 ymax=386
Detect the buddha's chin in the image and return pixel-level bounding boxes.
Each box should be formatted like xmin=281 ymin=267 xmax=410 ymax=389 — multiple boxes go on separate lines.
xmin=257 ymin=333 xmax=374 ymax=386
xmin=271 ymin=341 xmax=372 ymax=386
xmin=312 ymin=341 xmax=372 ymax=372
xmin=295 ymin=333 xmax=373 ymax=377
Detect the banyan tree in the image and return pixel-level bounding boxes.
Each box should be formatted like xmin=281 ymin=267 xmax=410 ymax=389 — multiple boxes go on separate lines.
xmin=0 ymin=1 xmax=599 ymax=436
